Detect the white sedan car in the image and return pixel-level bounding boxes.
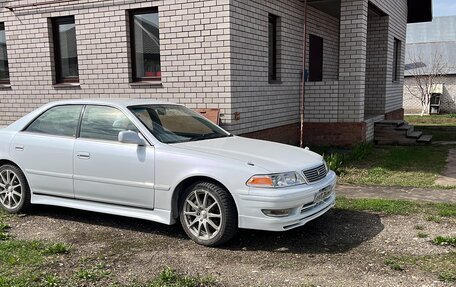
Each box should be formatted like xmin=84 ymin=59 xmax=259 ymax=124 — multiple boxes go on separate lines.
xmin=0 ymin=100 xmax=336 ymax=246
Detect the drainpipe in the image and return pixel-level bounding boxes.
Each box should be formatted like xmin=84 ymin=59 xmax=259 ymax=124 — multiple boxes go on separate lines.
xmin=300 ymin=0 xmax=308 ymax=148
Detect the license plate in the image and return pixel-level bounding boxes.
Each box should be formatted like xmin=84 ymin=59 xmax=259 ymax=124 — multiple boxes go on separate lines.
xmin=314 ymin=185 xmax=333 ymax=204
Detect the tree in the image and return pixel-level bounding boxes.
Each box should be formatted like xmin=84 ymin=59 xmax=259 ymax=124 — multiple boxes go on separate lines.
xmin=405 ymin=50 xmax=449 ymax=116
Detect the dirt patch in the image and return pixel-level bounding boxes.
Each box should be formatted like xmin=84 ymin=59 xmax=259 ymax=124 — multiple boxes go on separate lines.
xmin=436 ymin=148 xmax=456 ymax=187
xmin=5 ymin=205 xmax=456 ymax=286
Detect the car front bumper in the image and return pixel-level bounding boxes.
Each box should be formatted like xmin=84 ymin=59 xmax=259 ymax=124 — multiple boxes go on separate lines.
xmin=237 ymin=170 xmax=337 ymax=231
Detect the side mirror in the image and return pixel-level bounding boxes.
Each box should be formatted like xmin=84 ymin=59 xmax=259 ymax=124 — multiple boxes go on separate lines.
xmin=118 ymin=131 xmax=147 ymax=146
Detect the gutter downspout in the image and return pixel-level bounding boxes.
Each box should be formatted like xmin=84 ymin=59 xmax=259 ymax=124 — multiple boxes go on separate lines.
xmin=300 ymin=0 xmax=308 ymax=148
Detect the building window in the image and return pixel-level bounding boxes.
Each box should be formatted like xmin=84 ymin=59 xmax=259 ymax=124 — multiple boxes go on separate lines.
xmin=0 ymin=23 xmax=9 ymax=85
xmin=309 ymin=34 xmax=323 ymax=82
xmin=52 ymin=16 xmax=79 ymax=83
xmin=268 ymin=14 xmax=279 ymax=82
xmin=130 ymin=8 xmax=161 ymax=82
xmin=393 ymin=38 xmax=401 ymax=82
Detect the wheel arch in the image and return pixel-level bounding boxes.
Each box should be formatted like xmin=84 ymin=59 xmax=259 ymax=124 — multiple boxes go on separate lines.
xmin=0 ymin=159 xmax=32 ymax=190
xmin=170 ymin=175 xmax=239 ymax=220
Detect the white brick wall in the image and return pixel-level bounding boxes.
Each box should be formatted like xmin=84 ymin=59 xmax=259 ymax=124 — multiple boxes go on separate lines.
xmin=370 ymin=0 xmax=408 ymax=114
xmin=229 ymin=0 xmax=305 ymax=134
xmin=365 ymin=8 xmax=388 ymax=116
xmin=305 ymin=6 xmax=339 ymax=81
xmin=0 ymin=0 xmax=410 ymax=140
xmin=404 ymin=75 xmax=456 ymax=114
xmin=0 ymin=0 xmax=232 ymax=127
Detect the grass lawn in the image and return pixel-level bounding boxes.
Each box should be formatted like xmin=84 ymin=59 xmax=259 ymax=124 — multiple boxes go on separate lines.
xmin=405 ymin=114 xmax=456 ymax=126
xmin=0 ymin=212 xmax=216 ymax=287
xmin=338 ymin=145 xmax=452 ymax=188
xmin=336 ymin=197 xmax=456 ymax=217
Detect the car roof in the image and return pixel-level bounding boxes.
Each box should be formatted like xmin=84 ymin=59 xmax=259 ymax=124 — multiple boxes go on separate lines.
xmin=47 ymin=99 xmax=182 ymax=108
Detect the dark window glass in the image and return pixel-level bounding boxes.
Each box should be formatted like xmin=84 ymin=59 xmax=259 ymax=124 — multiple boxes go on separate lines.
xmin=26 ymin=105 xmax=82 ymax=137
xmin=80 ymin=106 xmax=139 ymax=142
xmin=0 ymin=23 xmax=9 ymax=84
xmin=268 ymin=14 xmax=278 ymax=81
xmin=393 ymin=38 xmax=401 ymax=82
xmin=129 ymin=105 xmax=229 ymax=144
xmin=130 ymin=8 xmax=161 ymax=82
xmin=52 ymin=16 xmax=79 ymax=83
xmin=309 ymin=34 xmax=323 ymax=82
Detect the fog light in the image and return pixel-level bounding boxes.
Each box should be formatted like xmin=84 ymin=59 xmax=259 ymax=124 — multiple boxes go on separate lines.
xmin=262 ymin=209 xmax=292 ymax=217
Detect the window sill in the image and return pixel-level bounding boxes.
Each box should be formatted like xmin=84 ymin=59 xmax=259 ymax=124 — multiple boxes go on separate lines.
xmin=129 ymin=81 xmax=163 ymax=87
xmin=0 ymin=84 xmax=11 ymax=89
xmin=269 ymin=80 xmax=282 ymax=85
xmin=53 ymin=83 xmax=81 ymax=88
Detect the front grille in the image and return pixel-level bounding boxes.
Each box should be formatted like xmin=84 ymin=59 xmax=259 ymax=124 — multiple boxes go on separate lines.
xmin=302 ymin=164 xmax=327 ymax=183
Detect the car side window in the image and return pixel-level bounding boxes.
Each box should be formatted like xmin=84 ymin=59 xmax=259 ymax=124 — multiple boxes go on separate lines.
xmin=79 ymin=106 xmax=139 ymax=142
xmin=26 ymin=105 xmax=82 ymax=137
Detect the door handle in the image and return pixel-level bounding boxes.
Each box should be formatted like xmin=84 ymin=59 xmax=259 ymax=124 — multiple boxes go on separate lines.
xmin=15 ymin=145 xmax=24 ymax=151
xmin=76 ymin=152 xmax=91 ymax=160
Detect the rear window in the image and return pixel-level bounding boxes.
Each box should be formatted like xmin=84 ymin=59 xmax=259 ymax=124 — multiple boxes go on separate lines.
xmin=26 ymin=105 xmax=82 ymax=137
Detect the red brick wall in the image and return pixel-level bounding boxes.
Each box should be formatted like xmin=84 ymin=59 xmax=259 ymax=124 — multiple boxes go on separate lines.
xmin=241 ymin=123 xmax=300 ymax=146
xmin=302 ymin=122 xmax=367 ymax=147
xmin=241 ymin=122 xmax=367 ymax=147
xmin=385 ymin=108 xmax=404 ymax=120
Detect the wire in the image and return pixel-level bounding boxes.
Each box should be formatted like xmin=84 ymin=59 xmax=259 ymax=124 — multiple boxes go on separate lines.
xmin=5 ymin=0 xmax=80 ymax=11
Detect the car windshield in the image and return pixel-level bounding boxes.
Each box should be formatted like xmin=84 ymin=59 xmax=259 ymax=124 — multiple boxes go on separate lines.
xmin=128 ymin=105 xmax=231 ymax=144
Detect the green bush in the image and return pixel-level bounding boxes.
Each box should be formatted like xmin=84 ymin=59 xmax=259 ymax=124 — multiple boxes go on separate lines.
xmin=349 ymin=142 xmax=374 ymax=161
xmin=324 ymin=153 xmax=345 ymax=175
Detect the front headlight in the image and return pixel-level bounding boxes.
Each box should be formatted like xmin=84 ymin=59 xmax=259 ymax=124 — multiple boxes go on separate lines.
xmin=246 ymin=172 xmax=306 ymax=188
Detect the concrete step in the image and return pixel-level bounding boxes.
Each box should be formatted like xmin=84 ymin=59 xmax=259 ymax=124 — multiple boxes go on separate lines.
xmin=396 ymin=124 xmax=411 ymax=131
xmin=407 ymin=131 xmax=423 ymax=139
xmin=417 ymin=134 xmax=433 ymax=144
xmin=375 ymin=120 xmax=405 ymax=127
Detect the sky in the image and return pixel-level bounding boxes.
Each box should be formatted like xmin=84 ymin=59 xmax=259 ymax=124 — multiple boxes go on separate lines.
xmin=433 ymin=0 xmax=456 ymax=17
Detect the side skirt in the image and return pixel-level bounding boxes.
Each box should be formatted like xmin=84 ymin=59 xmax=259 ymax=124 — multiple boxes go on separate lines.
xmin=31 ymin=194 xmax=174 ymax=225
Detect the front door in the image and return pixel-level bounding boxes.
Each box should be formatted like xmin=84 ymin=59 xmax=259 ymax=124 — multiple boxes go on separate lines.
xmin=73 ymin=105 xmax=155 ymax=209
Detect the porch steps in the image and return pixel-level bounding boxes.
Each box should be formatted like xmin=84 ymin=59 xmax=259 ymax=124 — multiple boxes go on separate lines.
xmin=374 ymin=120 xmax=433 ymax=145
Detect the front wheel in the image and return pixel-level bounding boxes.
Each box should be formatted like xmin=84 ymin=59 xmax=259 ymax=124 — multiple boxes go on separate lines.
xmin=179 ymin=182 xmax=237 ymax=246
xmin=0 ymin=164 xmax=31 ymax=213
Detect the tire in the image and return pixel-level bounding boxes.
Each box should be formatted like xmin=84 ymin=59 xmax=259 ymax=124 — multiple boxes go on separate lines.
xmin=0 ymin=164 xmax=31 ymax=213
xmin=179 ymin=181 xmax=237 ymax=246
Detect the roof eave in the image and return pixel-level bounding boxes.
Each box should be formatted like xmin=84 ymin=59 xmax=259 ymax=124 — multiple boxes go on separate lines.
xmin=408 ymin=0 xmax=433 ymax=23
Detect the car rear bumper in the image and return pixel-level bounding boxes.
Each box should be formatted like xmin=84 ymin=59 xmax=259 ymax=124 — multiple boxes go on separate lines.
xmin=237 ymin=171 xmax=337 ymax=231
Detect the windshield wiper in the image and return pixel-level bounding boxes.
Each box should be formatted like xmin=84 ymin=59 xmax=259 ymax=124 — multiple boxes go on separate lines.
xmin=190 ymin=133 xmax=231 ymax=142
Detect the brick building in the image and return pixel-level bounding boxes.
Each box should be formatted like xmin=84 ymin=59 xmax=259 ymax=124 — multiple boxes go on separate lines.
xmin=0 ymin=0 xmax=432 ymax=146
xmin=404 ymin=16 xmax=456 ymax=115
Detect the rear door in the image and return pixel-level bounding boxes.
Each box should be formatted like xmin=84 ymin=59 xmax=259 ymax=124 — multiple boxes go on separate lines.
xmin=11 ymin=105 xmax=82 ymax=198
xmin=73 ymin=105 xmax=155 ymax=209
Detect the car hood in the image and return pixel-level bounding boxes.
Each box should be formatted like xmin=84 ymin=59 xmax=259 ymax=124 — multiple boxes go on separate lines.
xmin=172 ymin=136 xmax=324 ymax=173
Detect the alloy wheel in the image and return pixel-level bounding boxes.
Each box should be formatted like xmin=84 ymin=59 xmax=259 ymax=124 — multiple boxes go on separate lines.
xmin=183 ymin=189 xmax=223 ymax=240
xmin=0 ymin=169 xmax=23 ymax=210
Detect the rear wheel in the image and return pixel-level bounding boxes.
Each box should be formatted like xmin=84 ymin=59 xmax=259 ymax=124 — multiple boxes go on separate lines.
xmin=0 ymin=165 xmax=31 ymax=213
xmin=179 ymin=182 xmax=237 ymax=246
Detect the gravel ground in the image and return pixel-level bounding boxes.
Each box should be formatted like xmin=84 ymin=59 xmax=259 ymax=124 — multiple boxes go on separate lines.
xmin=7 ymin=206 xmax=456 ymax=287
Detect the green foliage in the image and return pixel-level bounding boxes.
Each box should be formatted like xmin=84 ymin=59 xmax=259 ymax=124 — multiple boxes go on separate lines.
xmin=417 ymin=232 xmax=429 ymax=238
xmin=405 ymin=114 xmax=456 ymax=126
xmin=324 ymin=152 xmax=345 ymax=175
xmin=384 ymin=259 xmax=404 ymax=271
xmin=438 ymin=271 xmax=456 ymax=283
xmin=42 ymin=243 xmax=71 ymax=255
xmin=323 ymin=142 xmax=374 ymax=176
xmin=349 ymin=142 xmax=374 ymax=161
xmin=336 ymin=197 xmax=456 ymax=217
xmin=142 ymin=267 xmax=217 ymax=287
xmin=387 ymin=253 xmax=456 ymax=283
xmin=340 ymin=145 xmax=451 ymax=188
xmin=432 ymin=236 xmax=456 ymax=247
